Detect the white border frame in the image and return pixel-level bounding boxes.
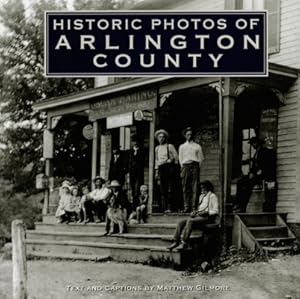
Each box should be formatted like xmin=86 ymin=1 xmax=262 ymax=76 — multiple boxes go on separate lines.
xmin=44 ymin=10 xmax=268 ymax=78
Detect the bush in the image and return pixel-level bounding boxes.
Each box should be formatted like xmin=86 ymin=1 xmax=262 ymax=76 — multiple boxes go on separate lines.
xmin=0 ymin=179 xmax=43 ymax=246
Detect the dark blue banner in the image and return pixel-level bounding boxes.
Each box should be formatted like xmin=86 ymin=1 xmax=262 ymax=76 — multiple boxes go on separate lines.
xmin=45 ymin=11 xmax=267 ymax=76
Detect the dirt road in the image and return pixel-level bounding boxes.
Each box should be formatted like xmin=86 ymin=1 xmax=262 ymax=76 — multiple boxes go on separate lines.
xmin=0 ymin=255 xmax=299 ymax=299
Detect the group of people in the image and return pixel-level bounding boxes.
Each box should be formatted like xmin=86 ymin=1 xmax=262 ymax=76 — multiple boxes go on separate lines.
xmin=54 ymin=125 xmax=276 ymax=249
xmin=55 ymin=177 xmax=148 ymax=235
xmin=155 ymin=127 xmax=204 ymax=213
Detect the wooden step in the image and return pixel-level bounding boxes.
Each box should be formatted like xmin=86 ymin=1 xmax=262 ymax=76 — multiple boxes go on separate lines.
xmin=256 ymin=237 xmax=295 ymax=245
xmin=147 ymin=213 xmax=191 ymax=223
xmin=26 ymin=230 xmax=203 ymax=247
xmin=27 ymin=251 xmax=111 ymax=262
xmin=262 ymin=246 xmax=292 ymax=253
xmin=248 ymin=226 xmax=288 ymax=238
xmin=238 ymin=213 xmax=277 ymax=227
xmin=26 ymin=239 xmax=191 ymax=267
xmin=34 ymin=222 xmax=200 ymax=235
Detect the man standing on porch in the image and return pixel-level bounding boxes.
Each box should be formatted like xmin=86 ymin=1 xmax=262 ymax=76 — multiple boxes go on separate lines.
xmin=155 ymin=129 xmax=178 ymax=213
xmin=179 ymin=127 xmax=204 ymax=212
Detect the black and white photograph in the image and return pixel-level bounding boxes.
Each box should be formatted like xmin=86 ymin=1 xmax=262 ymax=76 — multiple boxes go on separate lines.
xmin=0 ymin=0 xmax=299 ymax=298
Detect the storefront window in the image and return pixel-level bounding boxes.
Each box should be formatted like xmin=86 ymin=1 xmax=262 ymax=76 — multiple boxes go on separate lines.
xmin=241 ymin=128 xmax=256 ymax=175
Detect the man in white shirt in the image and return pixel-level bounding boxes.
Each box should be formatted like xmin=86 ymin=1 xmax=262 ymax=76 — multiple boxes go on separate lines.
xmin=167 ymin=180 xmax=219 ymax=251
xmin=154 ymin=129 xmax=179 ymax=213
xmin=179 ymin=127 xmax=204 ymax=212
xmin=85 ymin=176 xmax=111 ymax=223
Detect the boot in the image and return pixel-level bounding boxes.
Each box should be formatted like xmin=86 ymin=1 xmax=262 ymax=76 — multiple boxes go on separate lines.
xmin=167 ymin=242 xmax=179 ymax=251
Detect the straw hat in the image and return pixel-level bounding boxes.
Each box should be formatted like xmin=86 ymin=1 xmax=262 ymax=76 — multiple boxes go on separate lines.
xmin=93 ymin=176 xmax=105 ymax=184
xmin=109 ymin=180 xmax=121 ymax=188
xmin=61 ymin=183 xmax=71 ymax=191
xmin=154 ymin=129 xmax=169 ymax=140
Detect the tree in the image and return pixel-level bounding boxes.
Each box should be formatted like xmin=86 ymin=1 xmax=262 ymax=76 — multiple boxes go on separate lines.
xmin=0 ymin=0 xmax=94 ymax=192
xmin=0 ymin=0 xmax=138 ymax=192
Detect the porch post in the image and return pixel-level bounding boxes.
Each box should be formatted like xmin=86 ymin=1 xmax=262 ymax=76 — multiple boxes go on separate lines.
xmin=91 ymin=120 xmax=98 ymax=190
xmin=148 ymin=111 xmax=155 ymax=214
xmin=43 ymin=116 xmax=53 ymax=216
xmin=223 ymin=78 xmax=236 ymax=207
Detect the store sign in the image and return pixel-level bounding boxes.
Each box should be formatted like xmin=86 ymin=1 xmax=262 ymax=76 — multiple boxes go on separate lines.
xmin=107 ymin=112 xmax=133 ymax=129
xmin=134 ymin=110 xmax=153 ymax=121
xmin=43 ymin=129 xmax=53 ymax=159
xmin=89 ymin=89 xmax=156 ymax=121
xmin=36 ymin=174 xmax=49 ymax=189
xmin=45 ymin=11 xmax=267 ymax=76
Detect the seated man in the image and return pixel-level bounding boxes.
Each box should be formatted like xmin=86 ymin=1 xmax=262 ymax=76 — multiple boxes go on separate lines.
xmin=84 ymin=176 xmax=111 ymax=223
xmin=167 ymin=180 xmax=219 ymax=251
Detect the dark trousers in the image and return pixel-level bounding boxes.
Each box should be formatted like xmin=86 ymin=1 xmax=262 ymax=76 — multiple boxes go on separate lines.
xmin=84 ymin=200 xmax=95 ymax=222
xmin=173 ymin=215 xmax=216 ymax=243
xmin=94 ymin=200 xmax=107 ymax=222
xmin=263 ymin=182 xmax=277 ymax=212
xmin=158 ymin=164 xmax=175 ymax=211
xmin=63 ymin=211 xmax=77 ymax=222
xmin=235 ymin=176 xmax=258 ymax=212
xmin=130 ymin=171 xmax=143 ymax=209
xmin=181 ymin=162 xmax=200 ymax=211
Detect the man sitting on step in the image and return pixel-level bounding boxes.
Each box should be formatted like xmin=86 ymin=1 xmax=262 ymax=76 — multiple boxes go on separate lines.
xmin=167 ymin=180 xmax=219 ymax=251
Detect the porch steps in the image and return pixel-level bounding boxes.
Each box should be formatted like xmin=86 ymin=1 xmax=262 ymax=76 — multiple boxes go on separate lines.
xmin=26 ymin=215 xmax=204 ymax=268
xmin=248 ymin=226 xmax=288 ymax=238
xmin=26 ymin=239 xmax=188 ymax=266
xmin=232 ymin=213 xmax=296 ymax=254
xmin=28 ymin=251 xmax=111 ymax=262
xmin=26 ymin=231 xmax=202 ymax=247
xmin=33 ymin=222 xmax=188 ymax=235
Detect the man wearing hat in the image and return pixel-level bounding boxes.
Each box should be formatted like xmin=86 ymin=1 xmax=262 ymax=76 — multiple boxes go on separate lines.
xmin=233 ymin=136 xmax=277 ymax=212
xmin=127 ymin=140 xmax=145 ymax=209
xmin=109 ymin=147 xmax=126 ymax=186
xmin=155 ymin=129 xmax=178 ymax=213
xmin=179 ymin=127 xmax=204 ymax=212
xmin=85 ymin=176 xmax=111 ymax=223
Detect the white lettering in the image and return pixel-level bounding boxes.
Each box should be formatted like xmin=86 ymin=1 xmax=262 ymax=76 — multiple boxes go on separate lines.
xmin=217 ymin=35 xmax=234 ymax=49
xmin=80 ymin=35 xmax=95 ymax=50
xmin=55 ymin=35 xmax=71 ymax=50
xmin=208 ymin=53 xmax=224 ymax=68
xmin=243 ymin=35 xmax=260 ymax=49
xmin=93 ymin=54 xmax=107 ymax=68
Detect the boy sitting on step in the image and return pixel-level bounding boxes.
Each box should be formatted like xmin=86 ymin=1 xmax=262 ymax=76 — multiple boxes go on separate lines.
xmin=128 ymin=185 xmax=148 ymax=224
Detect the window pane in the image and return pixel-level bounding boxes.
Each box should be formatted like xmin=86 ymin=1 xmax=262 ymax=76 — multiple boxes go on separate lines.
xmin=243 ymin=129 xmax=249 ymax=139
xmin=242 ymin=141 xmax=250 ymax=160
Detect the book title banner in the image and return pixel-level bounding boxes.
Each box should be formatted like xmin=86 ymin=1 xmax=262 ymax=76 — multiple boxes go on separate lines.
xmin=45 ymin=11 xmax=267 ymax=77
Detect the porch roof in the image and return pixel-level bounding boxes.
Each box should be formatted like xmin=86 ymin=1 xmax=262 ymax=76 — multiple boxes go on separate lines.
xmin=33 ymin=62 xmax=298 ymax=112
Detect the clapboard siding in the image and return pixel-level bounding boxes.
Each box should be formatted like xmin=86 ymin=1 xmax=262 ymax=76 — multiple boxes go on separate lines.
xmin=270 ymin=0 xmax=300 ymax=68
xmin=200 ymin=143 xmax=220 ymax=199
xmin=277 ymin=80 xmax=299 ymax=223
xmin=278 ymin=164 xmax=297 ymax=172
xmin=172 ymin=0 xmax=224 ymax=10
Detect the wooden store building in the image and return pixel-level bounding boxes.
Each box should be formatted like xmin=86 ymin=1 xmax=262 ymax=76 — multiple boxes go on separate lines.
xmin=28 ymin=0 xmax=300 ymax=264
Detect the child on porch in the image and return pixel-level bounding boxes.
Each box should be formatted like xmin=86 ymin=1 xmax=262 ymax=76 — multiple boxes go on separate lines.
xmin=55 ymin=183 xmax=77 ymax=223
xmin=128 ymin=185 xmax=148 ymax=224
xmin=78 ymin=186 xmax=89 ymax=223
xmin=70 ymin=185 xmax=82 ymax=223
